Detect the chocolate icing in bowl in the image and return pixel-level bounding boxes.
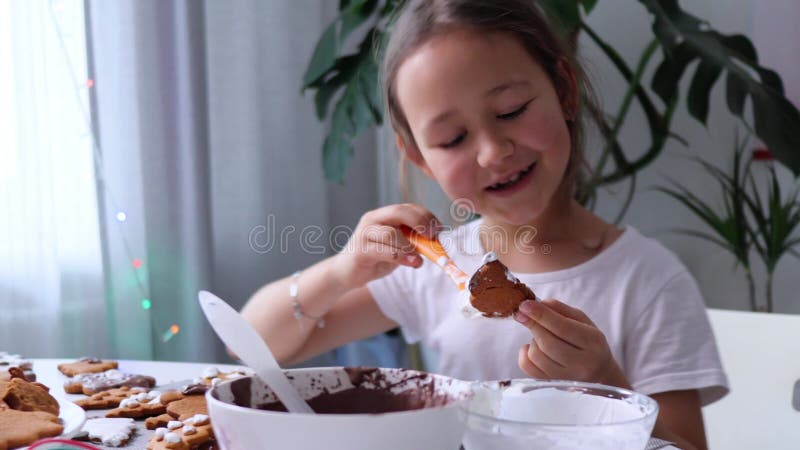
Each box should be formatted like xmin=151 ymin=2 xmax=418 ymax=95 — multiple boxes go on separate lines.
xmin=227 ymin=367 xmax=455 ymax=414
xmin=206 ymin=367 xmax=472 ymax=450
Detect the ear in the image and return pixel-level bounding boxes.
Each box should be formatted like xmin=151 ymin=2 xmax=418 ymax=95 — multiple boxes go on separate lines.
xmin=556 ymin=58 xmax=579 ymax=121
xmin=396 ymin=133 xmax=435 ymax=179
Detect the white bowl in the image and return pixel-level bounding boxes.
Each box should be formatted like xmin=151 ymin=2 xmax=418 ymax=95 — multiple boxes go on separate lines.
xmin=462 ymin=379 xmax=659 ymax=450
xmin=206 ymin=367 xmax=472 ymax=450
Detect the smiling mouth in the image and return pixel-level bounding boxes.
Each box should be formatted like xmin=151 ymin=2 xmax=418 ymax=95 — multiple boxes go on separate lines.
xmin=486 ymin=162 xmax=536 ymax=191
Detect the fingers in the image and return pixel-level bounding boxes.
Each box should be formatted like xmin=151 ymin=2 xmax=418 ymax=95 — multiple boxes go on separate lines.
xmin=362 ymin=236 xmax=421 ymax=268
xmin=524 ymin=319 xmax=580 ymax=367
xmin=517 ymin=344 xmax=547 ymax=379
xmin=365 ymin=203 xmax=442 ymax=238
xmin=516 ymin=300 xmax=595 ymax=349
xmin=540 ymin=298 xmax=596 ymax=326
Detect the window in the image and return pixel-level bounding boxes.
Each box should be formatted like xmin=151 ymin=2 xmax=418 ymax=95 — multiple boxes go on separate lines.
xmin=0 ymin=0 xmax=103 ymax=355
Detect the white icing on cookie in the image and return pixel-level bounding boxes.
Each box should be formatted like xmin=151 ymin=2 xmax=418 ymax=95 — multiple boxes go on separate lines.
xmin=78 ymin=417 xmax=136 ymax=447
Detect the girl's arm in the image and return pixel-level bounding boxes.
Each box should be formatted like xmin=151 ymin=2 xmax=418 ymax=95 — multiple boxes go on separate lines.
xmin=241 ymin=203 xmax=440 ymax=364
xmin=650 ymin=390 xmax=707 ymax=450
xmin=241 ymin=256 xmax=396 ymax=364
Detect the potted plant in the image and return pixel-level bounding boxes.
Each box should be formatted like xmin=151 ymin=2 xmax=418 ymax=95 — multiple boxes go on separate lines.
xmin=657 ymin=133 xmax=800 ymax=312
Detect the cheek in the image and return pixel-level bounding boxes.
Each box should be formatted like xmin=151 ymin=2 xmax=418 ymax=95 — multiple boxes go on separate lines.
xmin=520 ymin=108 xmax=571 ymax=161
xmin=422 ymin=154 xmax=475 ymax=199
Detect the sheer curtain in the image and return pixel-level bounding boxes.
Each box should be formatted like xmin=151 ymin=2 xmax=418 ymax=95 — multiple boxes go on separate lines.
xmin=0 ymin=0 xmax=107 ymax=357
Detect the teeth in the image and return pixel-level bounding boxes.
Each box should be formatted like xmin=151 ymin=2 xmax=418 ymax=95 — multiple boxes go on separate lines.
xmin=489 ymin=163 xmax=533 ymax=190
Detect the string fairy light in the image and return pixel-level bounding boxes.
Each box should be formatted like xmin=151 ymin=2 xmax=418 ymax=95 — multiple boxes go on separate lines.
xmin=47 ymin=0 xmax=179 ymax=348
xmin=161 ymin=324 xmax=180 ymax=343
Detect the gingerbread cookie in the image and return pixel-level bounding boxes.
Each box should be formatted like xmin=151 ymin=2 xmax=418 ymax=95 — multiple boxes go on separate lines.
xmin=58 ymin=357 xmax=118 ymax=376
xmin=0 ymin=377 xmax=59 ymax=415
xmin=75 ymin=386 xmax=149 ymax=410
xmin=106 ymin=390 xmax=171 ymax=419
xmin=146 ymin=413 xmax=176 ymax=430
xmin=147 ymin=414 xmax=214 ymax=450
xmin=64 ymin=369 xmax=156 ymax=395
xmin=0 ymin=409 xmax=63 ymax=449
xmin=74 ymin=417 xmax=137 ymax=447
xmin=166 ymin=395 xmax=208 ymax=421
xmin=196 ymin=367 xmax=247 ymax=387
xmin=0 ymin=352 xmax=35 ymax=382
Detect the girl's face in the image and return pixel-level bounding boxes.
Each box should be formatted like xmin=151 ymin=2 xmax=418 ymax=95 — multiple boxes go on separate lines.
xmin=395 ymin=29 xmax=573 ymax=226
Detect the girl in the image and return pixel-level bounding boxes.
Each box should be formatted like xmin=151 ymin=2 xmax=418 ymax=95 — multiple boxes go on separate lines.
xmin=242 ymin=1 xmax=727 ymax=448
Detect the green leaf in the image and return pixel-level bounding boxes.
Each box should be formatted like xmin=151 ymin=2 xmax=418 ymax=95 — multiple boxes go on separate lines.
xmin=303 ymin=22 xmax=340 ymax=88
xmin=358 ymin=57 xmax=383 ymax=123
xmin=720 ymin=34 xmax=757 ymax=64
xmin=640 ymin=0 xmax=800 ymax=175
xmin=651 ymin=43 xmax=695 ymax=105
xmin=687 ymin=60 xmax=723 ymax=124
xmin=725 ymin=71 xmax=748 ymax=116
xmin=756 ymin=67 xmax=784 ymax=95
xmin=312 ymin=55 xmax=360 ymax=119
xmin=581 ymin=0 xmax=599 ymax=14
xmin=340 ymin=0 xmax=379 ymax=44
xmin=751 ymin=85 xmax=800 ymax=175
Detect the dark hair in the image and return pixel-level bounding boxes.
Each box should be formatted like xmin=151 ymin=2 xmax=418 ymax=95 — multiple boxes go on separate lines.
xmin=380 ymin=0 xmax=595 ymax=201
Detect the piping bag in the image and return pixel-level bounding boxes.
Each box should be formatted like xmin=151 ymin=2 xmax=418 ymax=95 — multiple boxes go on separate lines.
xmin=400 ymin=225 xmax=482 ymax=317
xmin=400 ymin=225 xmax=538 ymax=318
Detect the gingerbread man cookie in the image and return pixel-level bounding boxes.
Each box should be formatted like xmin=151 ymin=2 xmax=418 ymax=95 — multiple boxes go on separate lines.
xmin=105 ymin=390 xmax=172 ymax=419
xmin=147 ymin=414 xmax=215 ymax=450
xmin=75 ymin=386 xmax=149 ymax=410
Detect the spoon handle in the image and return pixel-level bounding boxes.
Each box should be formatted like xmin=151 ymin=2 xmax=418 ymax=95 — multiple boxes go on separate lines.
xmin=198 ymin=291 xmax=315 ymax=414
xmin=400 ymin=226 xmax=468 ymax=291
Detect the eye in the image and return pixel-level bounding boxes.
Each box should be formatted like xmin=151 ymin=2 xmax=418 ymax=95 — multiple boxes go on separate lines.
xmin=497 ymin=100 xmax=532 ymax=120
xmin=441 ymin=133 xmax=466 ymax=148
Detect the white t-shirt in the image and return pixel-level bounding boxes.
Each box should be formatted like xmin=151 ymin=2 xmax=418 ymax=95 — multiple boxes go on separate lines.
xmin=367 ymin=219 xmax=729 ymax=405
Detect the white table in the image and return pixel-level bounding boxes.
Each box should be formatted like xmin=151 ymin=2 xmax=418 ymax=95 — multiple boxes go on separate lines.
xmin=30 ymin=359 xmax=680 ymax=450
xmin=32 ymin=358 xmax=247 ymax=449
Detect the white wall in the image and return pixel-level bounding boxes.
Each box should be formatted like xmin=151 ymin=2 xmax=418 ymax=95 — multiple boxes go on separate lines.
xmin=583 ymin=1 xmax=799 ymax=314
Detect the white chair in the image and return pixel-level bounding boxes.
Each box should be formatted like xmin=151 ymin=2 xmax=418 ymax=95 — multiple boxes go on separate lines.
xmin=704 ymin=308 xmax=800 ymax=449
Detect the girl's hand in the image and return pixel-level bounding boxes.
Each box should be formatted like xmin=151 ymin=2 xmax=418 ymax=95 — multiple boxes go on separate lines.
xmin=514 ymin=299 xmax=630 ymax=388
xmin=331 ymin=203 xmax=441 ymax=290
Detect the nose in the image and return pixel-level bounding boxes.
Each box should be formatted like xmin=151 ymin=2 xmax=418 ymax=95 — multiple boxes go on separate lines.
xmin=475 ymin=129 xmax=513 ymax=168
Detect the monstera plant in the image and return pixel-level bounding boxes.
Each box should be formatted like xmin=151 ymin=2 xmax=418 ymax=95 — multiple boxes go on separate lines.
xmin=302 ymin=0 xmax=800 ymax=221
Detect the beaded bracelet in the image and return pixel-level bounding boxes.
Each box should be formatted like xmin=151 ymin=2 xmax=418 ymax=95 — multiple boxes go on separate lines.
xmin=290 ymin=271 xmax=325 ymax=331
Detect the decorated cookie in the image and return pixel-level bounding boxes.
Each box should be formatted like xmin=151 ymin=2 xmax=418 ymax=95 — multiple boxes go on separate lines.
xmin=0 ymin=377 xmax=60 ymax=415
xmin=106 ymin=390 xmax=173 ymax=419
xmin=166 ymin=395 xmax=208 ymax=421
xmin=74 ymin=417 xmax=137 ymax=447
xmin=64 ymin=369 xmax=156 ymax=395
xmin=146 ymin=413 xmax=176 ymax=430
xmin=0 ymin=409 xmax=63 ymax=449
xmin=196 ymin=367 xmax=248 ymax=387
xmin=147 ymin=414 xmax=214 ymax=450
xmin=58 ymin=357 xmax=119 ymax=377
xmin=74 ymin=386 xmax=149 ymax=410
xmin=0 ymin=352 xmax=35 ymax=382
